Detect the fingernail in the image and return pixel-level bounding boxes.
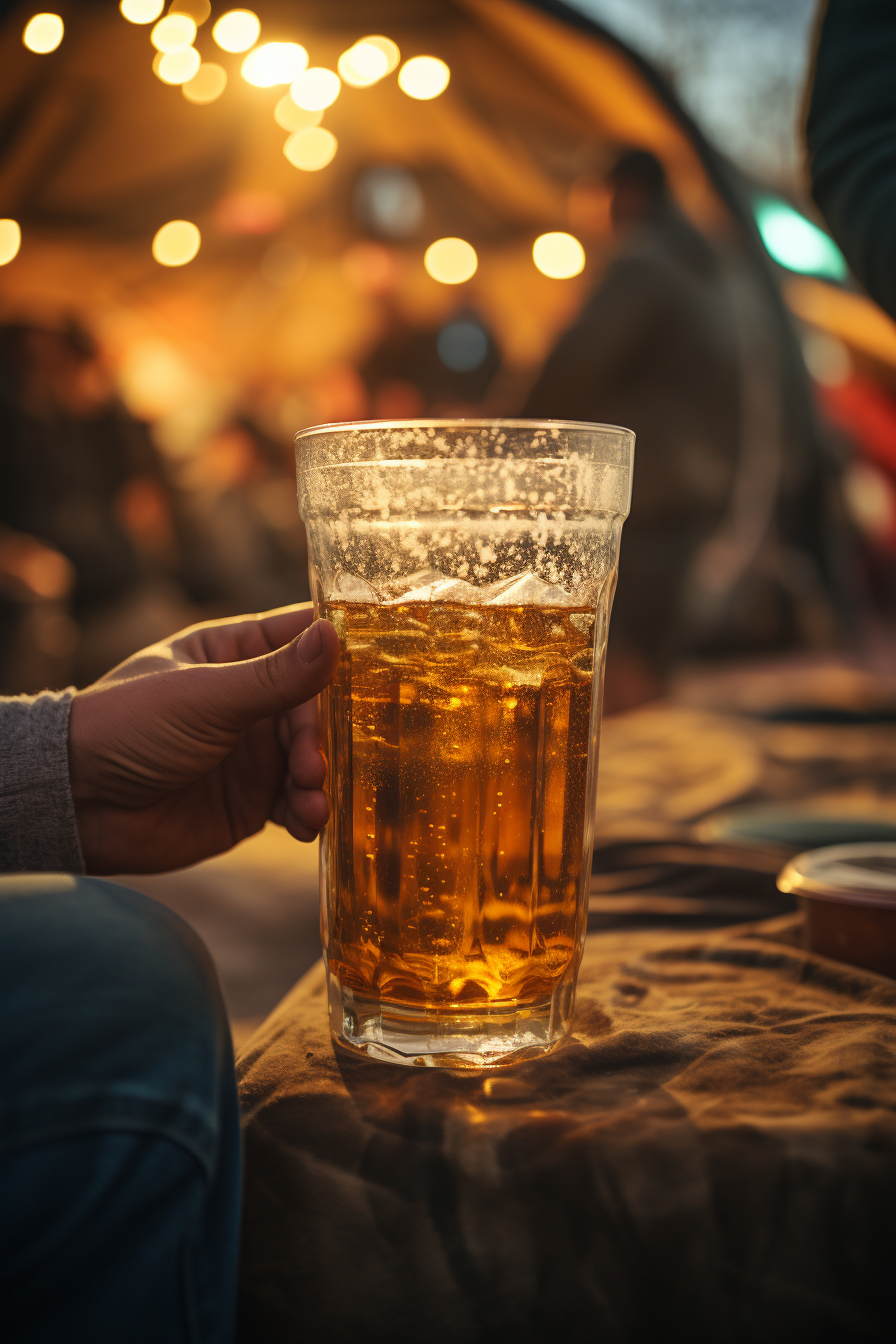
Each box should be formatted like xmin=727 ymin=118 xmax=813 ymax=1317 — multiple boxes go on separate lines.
xmin=297 ymin=621 xmax=323 ymax=663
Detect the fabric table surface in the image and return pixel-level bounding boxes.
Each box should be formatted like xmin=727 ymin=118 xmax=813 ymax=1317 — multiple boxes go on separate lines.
xmin=236 ymin=914 xmax=896 ymax=1343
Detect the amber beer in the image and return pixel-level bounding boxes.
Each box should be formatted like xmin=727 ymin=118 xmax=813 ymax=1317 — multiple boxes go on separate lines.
xmin=321 ymin=599 xmax=596 ymax=1014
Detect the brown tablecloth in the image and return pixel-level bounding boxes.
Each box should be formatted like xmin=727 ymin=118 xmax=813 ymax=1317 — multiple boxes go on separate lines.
xmin=236 ymin=915 xmax=896 ymax=1343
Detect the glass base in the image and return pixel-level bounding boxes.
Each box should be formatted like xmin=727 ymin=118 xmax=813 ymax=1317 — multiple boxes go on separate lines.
xmin=328 ymin=971 xmax=575 ymax=1069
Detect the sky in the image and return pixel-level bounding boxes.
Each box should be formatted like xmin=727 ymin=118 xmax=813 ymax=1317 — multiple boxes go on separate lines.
xmin=567 ymin=0 xmax=820 ymax=192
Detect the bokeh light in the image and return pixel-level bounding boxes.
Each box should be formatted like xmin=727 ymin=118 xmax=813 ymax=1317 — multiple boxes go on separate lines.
xmin=398 ymin=56 xmax=450 ymax=100
xmin=274 ymin=95 xmax=321 ymax=132
xmin=156 ymin=47 xmax=201 ymax=85
xmin=151 ymin=14 xmax=196 ymax=52
xmin=424 ymin=237 xmax=477 ymax=284
xmin=353 ymin=166 xmax=423 ymax=239
xmin=212 ymin=8 xmax=259 ymax=53
xmin=242 ymin=42 xmax=308 ymax=87
xmin=532 ymin=231 xmax=585 ymax=278
xmin=338 ymin=41 xmax=388 ymax=87
xmin=182 ymin=62 xmax=227 ymax=103
xmin=23 ymin=14 xmax=64 ymax=54
xmin=0 ymin=219 xmax=22 ymax=266
xmin=362 ymin=36 xmax=400 ymax=74
xmin=438 ymin=319 xmax=489 ymax=371
xmin=152 ymin=220 xmax=201 ymax=266
xmin=289 ymin=67 xmax=340 ymax=111
xmin=284 ymin=127 xmax=337 ymax=172
xmin=120 ymin=0 xmax=163 ymax=21
xmin=754 ymin=198 xmax=848 ymax=280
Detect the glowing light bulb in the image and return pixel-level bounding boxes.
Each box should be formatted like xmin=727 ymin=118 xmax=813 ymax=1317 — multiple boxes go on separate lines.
xmin=398 ymin=56 xmax=449 ymax=100
xmin=241 ymin=41 xmax=308 ymax=87
xmin=151 ymin=14 xmax=196 ymax=52
xmin=283 ymin=127 xmax=337 ymax=172
xmin=120 ymin=0 xmax=163 ymax=21
xmin=152 ymin=220 xmax=201 ymax=266
xmin=532 ymin=231 xmax=585 ymax=279
xmin=338 ymin=41 xmax=388 ymax=87
xmin=274 ymin=95 xmax=321 ymax=132
xmin=362 ymin=36 xmax=400 ymax=74
xmin=182 ymin=62 xmax=227 ymax=103
xmin=23 ymin=13 xmax=64 ymax=53
xmin=0 ymin=219 xmax=22 ymax=266
xmin=156 ymin=47 xmax=201 ymax=84
xmin=424 ymin=237 xmax=477 ymax=284
xmin=289 ymin=67 xmax=340 ymax=111
xmin=212 ymin=9 xmax=260 ymax=53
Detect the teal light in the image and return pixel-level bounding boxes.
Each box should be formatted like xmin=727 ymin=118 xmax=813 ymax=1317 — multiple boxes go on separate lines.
xmin=753 ymin=197 xmax=848 ymax=281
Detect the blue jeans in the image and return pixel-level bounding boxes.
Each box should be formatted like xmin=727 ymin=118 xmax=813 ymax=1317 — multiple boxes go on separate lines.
xmin=0 ymin=875 xmax=241 ymax=1343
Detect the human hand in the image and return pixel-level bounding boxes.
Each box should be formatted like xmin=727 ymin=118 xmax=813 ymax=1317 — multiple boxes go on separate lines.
xmin=68 ymin=604 xmax=339 ymax=875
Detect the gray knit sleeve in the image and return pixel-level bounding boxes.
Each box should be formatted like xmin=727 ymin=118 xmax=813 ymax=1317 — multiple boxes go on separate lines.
xmin=0 ymin=691 xmax=85 ymax=873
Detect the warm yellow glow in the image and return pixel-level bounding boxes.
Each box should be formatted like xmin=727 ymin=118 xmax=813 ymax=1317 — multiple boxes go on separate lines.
xmin=398 ymin=55 xmax=449 ymax=100
xmin=532 ymin=231 xmax=585 ymax=278
xmin=424 ymin=237 xmax=477 ymax=284
xmin=212 ymin=9 xmax=260 ymax=53
xmin=182 ymin=62 xmax=227 ymax=103
xmin=363 ymin=35 xmax=400 ymax=74
xmin=274 ymin=95 xmax=321 ymax=132
xmin=169 ymin=0 xmax=211 ymax=23
xmin=120 ymin=0 xmax=163 ymax=22
xmin=337 ymin=41 xmax=388 ymax=87
xmin=156 ymin=46 xmax=201 ymax=84
xmin=241 ymin=41 xmax=307 ymax=87
xmin=289 ymin=67 xmax=340 ymax=111
xmin=0 ymin=219 xmax=22 ymax=266
xmin=151 ymin=14 xmax=196 ymax=52
xmin=23 ymin=13 xmax=64 ymax=53
xmin=283 ymin=127 xmax=337 ymax=172
xmin=152 ymin=220 xmax=201 ymax=266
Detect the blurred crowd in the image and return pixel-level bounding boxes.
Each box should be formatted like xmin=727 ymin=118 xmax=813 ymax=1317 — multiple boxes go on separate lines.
xmin=3 ymin=147 xmax=895 ymax=707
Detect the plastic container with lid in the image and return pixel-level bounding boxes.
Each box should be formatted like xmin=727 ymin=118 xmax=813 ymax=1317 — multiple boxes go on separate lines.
xmin=777 ymin=842 xmax=896 ymax=978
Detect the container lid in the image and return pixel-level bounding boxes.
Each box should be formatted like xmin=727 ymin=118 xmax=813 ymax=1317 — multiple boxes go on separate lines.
xmin=777 ymin=842 xmax=896 ymax=907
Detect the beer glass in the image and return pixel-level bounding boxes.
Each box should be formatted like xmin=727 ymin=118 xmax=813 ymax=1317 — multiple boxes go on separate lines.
xmin=296 ymin=420 xmax=633 ymax=1067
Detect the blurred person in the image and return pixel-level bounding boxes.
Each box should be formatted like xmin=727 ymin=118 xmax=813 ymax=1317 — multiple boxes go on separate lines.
xmin=807 ymin=0 xmax=896 ymax=324
xmin=0 ymin=320 xmax=193 ymax=686
xmin=524 ymin=150 xmax=839 ymax=708
xmin=178 ymin=419 xmax=310 ymax=613
xmin=0 ymin=604 xmax=339 ymax=1343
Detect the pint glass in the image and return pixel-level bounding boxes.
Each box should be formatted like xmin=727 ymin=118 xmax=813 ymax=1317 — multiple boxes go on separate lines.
xmin=296 ymin=420 xmax=634 ymax=1066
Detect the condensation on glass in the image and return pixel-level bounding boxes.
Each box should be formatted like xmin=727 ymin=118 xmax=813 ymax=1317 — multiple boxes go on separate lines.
xmin=296 ymin=420 xmax=634 ymax=1067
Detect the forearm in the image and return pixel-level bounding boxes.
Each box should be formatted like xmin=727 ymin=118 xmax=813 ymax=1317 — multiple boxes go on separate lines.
xmin=0 ymin=692 xmax=85 ymax=873
xmin=807 ymin=0 xmax=896 ymax=320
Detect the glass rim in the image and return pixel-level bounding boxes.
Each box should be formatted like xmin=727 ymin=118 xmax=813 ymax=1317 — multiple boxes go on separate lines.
xmin=295 ymin=417 xmax=635 ymax=443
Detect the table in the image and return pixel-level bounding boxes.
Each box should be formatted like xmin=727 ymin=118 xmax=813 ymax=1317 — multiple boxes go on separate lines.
xmin=236 ymin=913 xmax=896 ymax=1343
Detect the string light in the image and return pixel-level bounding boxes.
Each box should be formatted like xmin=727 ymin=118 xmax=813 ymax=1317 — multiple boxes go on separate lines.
xmin=338 ymin=41 xmax=388 ymax=87
xmin=398 ymin=56 xmax=449 ymax=100
xmin=289 ymin=67 xmax=340 ymax=111
xmin=283 ymin=127 xmax=337 ymax=172
xmin=241 ymin=42 xmax=307 ymax=87
xmin=155 ymin=47 xmax=201 ymax=84
xmin=212 ymin=9 xmax=260 ymax=53
xmin=532 ymin=232 xmax=585 ymax=278
xmin=23 ymin=13 xmax=64 ymax=53
xmin=120 ymin=0 xmax=163 ymax=21
xmin=152 ymin=220 xmax=201 ymax=266
xmin=151 ymin=14 xmax=196 ymax=52
xmin=0 ymin=220 xmax=22 ymax=266
xmin=362 ymin=36 xmax=400 ymax=74
xmin=183 ymin=62 xmax=227 ymax=103
xmin=424 ymin=237 xmax=477 ymax=284
xmin=274 ymin=96 xmax=321 ymax=132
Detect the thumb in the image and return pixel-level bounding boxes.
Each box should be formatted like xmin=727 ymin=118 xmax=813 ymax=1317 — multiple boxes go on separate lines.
xmin=193 ymin=617 xmax=340 ymax=728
